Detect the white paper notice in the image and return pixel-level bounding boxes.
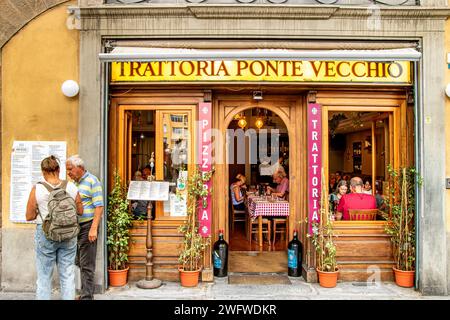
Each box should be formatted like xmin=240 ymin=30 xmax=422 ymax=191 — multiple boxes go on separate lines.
xmin=127 ymin=181 xmax=170 ymax=201
xmin=170 ymin=193 xmax=187 ymax=217
xmin=10 ymin=141 xmax=67 ymax=223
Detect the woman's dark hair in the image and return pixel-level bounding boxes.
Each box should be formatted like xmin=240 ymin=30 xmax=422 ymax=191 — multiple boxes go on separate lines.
xmin=41 ymin=155 xmax=60 ymax=173
xmin=334 ymin=180 xmax=348 ymax=194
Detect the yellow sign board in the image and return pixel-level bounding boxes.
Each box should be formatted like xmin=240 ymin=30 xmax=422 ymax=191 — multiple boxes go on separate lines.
xmin=111 ymin=60 xmax=411 ymax=84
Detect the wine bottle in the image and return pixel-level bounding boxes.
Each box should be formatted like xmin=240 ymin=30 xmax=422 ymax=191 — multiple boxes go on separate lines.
xmin=287 ymin=229 xmax=303 ymax=277
xmin=213 ymin=229 xmax=229 ymax=277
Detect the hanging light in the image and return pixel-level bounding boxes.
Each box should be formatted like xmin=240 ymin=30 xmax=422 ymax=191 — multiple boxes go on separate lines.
xmin=237 ymin=117 xmax=247 ymax=129
xmin=140 ymin=133 xmax=145 ymax=139
xmin=234 ymin=113 xmax=242 ymax=121
xmin=255 ymin=117 xmax=264 ymax=129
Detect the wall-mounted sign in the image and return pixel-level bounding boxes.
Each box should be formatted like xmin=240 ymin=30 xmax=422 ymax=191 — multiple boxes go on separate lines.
xmin=307 ymin=104 xmax=322 ymax=235
xmin=10 ymin=141 xmax=67 ymax=223
xmin=198 ymin=102 xmax=212 ymax=237
xmin=107 ymin=0 xmax=418 ymax=5
xmin=111 ymin=60 xmax=411 ymax=84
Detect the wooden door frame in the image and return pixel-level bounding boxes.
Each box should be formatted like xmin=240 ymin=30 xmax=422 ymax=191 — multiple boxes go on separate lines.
xmin=317 ymin=91 xmax=407 ymax=200
xmin=212 ymin=94 xmax=305 ymax=250
xmin=109 ymin=93 xmax=204 ymax=227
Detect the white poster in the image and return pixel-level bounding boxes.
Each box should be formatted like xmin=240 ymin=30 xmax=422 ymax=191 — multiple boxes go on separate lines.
xmin=10 ymin=141 xmax=67 ymax=223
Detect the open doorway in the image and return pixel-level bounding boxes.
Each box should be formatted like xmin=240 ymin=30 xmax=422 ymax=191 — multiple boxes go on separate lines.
xmin=227 ymin=107 xmax=290 ymax=254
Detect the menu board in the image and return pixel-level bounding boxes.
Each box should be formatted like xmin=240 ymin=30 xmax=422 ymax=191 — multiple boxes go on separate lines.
xmin=127 ymin=181 xmax=170 ymax=201
xmin=10 ymin=141 xmax=67 ymax=223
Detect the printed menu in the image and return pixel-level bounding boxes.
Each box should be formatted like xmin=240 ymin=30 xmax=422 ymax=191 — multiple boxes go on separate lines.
xmin=10 ymin=141 xmax=67 ymax=223
xmin=127 ymin=181 xmax=170 ymax=201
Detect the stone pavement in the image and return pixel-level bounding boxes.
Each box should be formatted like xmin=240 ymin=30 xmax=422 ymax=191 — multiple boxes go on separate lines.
xmin=1 ymin=275 xmax=449 ymax=300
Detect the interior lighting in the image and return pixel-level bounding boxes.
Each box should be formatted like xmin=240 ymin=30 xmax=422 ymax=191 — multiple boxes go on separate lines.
xmin=255 ymin=117 xmax=264 ymax=129
xmin=237 ymin=117 xmax=247 ymax=129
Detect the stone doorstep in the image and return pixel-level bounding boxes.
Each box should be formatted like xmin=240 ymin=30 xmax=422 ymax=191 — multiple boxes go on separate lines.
xmin=0 ymin=279 xmax=430 ymax=300
xmin=98 ymin=279 xmax=422 ymax=300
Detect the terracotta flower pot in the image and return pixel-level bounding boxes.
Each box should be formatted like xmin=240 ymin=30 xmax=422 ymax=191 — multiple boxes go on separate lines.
xmin=179 ymin=267 xmax=201 ymax=287
xmin=316 ymin=268 xmax=339 ymax=288
xmin=108 ymin=267 xmax=129 ymax=287
xmin=393 ymin=267 xmax=415 ymax=288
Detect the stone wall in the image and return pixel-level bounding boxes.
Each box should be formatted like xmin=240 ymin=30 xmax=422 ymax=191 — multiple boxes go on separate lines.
xmin=0 ymin=0 xmax=70 ymax=49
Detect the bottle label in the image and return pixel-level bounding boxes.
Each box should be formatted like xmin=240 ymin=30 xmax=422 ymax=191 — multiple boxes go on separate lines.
xmin=213 ymin=251 xmax=221 ymax=269
xmin=288 ymin=249 xmax=297 ymax=268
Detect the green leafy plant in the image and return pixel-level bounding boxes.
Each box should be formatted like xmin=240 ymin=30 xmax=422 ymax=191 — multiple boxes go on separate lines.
xmin=178 ymin=167 xmax=214 ymax=271
xmin=107 ymin=171 xmax=133 ymax=270
xmin=383 ymin=165 xmax=421 ymax=271
xmin=308 ymin=168 xmax=337 ymax=272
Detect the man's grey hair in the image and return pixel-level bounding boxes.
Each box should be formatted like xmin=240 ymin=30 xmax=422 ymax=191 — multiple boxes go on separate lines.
xmin=350 ymin=177 xmax=363 ymax=188
xmin=66 ymin=154 xmax=85 ymax=168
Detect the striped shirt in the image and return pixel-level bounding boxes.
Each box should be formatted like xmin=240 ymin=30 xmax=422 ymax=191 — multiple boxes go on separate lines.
xmin=76 ymin=171 xmax=104 ymax=223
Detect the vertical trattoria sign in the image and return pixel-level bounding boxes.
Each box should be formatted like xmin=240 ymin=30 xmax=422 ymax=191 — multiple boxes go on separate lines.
xmin=198 ymin=102 xmax=212 ymax=237
xmin=308 ymin=103 xmax=322 ymax=235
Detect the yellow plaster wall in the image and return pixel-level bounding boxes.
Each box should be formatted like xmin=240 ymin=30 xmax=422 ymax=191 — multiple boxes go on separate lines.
xmin=1 ymin=1 xmax=79 ymax=229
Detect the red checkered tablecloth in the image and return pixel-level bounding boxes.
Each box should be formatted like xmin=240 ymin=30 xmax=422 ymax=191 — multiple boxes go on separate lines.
xmin=247 ymin=195 xmax=290 ymax=220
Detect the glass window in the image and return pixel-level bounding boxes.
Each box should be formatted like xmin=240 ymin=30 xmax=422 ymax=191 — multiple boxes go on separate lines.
xmin=159 ymin=112 xmax=191 ymax=218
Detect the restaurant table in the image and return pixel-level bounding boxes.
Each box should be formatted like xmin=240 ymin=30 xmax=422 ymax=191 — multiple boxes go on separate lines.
xmin=247 ymin=195 xmax=290 ymax=249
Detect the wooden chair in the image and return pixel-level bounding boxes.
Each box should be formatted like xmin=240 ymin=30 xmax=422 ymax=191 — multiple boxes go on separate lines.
xmin=272 ymin=216 xmax=289 ymax=249
xmin=247 ymin=214 xmax=271 ymax=246
xmin=348 ymin=209 xmax=378 ymax=221
xmin=230 ymin=205 xmax=247 ymax=233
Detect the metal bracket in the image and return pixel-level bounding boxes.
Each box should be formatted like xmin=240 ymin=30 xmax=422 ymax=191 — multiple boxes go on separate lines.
xmin=307 ymin=91 xmax=317 ymax=104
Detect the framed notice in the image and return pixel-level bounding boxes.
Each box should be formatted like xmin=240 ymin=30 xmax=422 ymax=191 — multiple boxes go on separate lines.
xmin=10 ymin=141 xmax=67 ymax=223
xmin=127 ymin=180 xmax=170 ymax=201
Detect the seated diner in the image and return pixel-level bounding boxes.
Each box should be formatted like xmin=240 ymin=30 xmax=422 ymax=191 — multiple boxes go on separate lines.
xmin=230 ymin=173 xmax=247 ymax=211
xmin=267 ymin=168 xmax=289 ymax=201
xmin=329 ymin=180 xmax=348 ymax=220
xmin=336 ymin=176 xmax=377 ymax=221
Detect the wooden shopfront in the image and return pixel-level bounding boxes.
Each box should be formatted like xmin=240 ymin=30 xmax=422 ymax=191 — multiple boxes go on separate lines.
xmin=103 ymin=50 xmax=417 ymax=283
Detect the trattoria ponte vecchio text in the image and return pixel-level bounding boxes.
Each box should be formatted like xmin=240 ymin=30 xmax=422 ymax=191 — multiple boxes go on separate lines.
xmin=111 ymin=60 xmax=411 ymax=83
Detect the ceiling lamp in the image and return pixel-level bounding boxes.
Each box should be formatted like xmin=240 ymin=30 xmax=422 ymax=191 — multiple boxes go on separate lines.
xmin=237 ymin=117 xmax=247 ymax=129
xmin=255 ymin=117 xmax=264 ymax=129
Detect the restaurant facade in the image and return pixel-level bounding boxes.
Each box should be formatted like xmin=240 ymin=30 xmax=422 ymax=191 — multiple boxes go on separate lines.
xmin=1 ymin=0 xmax=450 ymax=296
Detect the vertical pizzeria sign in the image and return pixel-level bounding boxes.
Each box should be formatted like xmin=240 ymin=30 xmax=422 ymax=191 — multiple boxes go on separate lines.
xmin=198 ymin=102 xmax=212 ymax=237
xmin=308 ymin=103 xmax=322 ymax=235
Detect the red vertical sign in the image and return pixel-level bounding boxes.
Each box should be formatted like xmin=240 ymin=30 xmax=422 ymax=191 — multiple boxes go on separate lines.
xmin=198 ymin=102 xmax=212 ymax=237
xmin=308 ymin=103 xmax=322 ymax=235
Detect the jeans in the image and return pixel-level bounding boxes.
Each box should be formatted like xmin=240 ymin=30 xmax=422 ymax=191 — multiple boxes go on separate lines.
xmin=76 ymin=220 xmax=97 ymax=300
xmin=35 ymin=224 xmax=77 ymax=300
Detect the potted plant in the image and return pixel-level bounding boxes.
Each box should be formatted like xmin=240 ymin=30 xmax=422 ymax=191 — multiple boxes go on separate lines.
xmin=106 ymin=171 xmax=133 ymax=287
xmin=177 ymin=167 xmax=213 ymax=287
xmin=383 ymin=165 xmax=421 ymax=288
xmin=308 ymin=168 xmax=339 ymax=288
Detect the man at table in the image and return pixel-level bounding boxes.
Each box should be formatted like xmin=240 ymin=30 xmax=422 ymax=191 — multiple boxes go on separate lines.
xmin=336 ymin=176 xmax=376 ymax=220
xmin=267 ymin=168 xmax=289 ymax=201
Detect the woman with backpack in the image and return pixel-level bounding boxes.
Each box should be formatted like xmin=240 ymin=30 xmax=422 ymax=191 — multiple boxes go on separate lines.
xmin=25 ymin=155 xmax=83 ymax=300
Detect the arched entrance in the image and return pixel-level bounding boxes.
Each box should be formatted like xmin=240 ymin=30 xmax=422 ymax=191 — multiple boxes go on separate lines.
xmin=211 ymin=93 xmax=307 ymax=274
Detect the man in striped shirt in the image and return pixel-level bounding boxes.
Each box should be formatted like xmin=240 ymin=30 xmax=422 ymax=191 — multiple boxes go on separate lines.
xmin=66 ymin=155 xmax=104 ymax=300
